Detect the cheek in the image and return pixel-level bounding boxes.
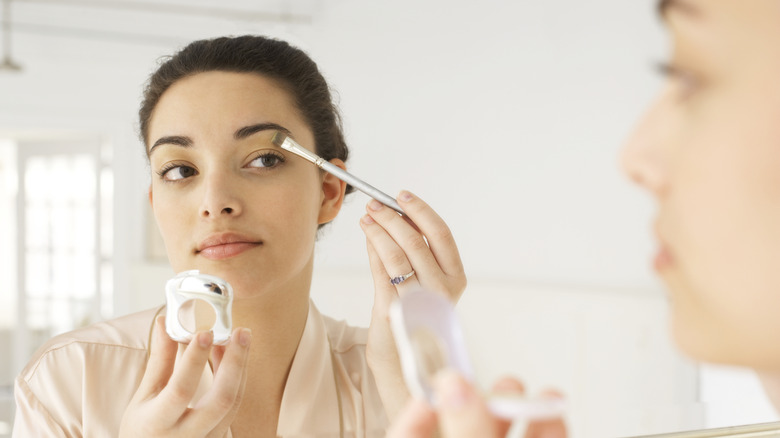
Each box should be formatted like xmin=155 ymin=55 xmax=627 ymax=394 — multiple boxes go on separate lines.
xmin=151 ymin=188 xmax=192 ymax=261
xmin=264 ymin=175 xmax=323 ymax=232
xmin=666 ymin=91 xmax=780 ymax=366
xmin=674 ymin=86 xmax=780 ymax=277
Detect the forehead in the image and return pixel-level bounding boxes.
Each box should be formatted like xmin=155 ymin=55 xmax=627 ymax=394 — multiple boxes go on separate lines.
xmin=148 ymin=71 xmax=304 ymax=139
xmin=660 ymin=0 xmax=780 ymax=57
xmin=158 ymin=71 xmax=294 ymax=114
xmin=659 ymin=0 xmax=780 ymax=28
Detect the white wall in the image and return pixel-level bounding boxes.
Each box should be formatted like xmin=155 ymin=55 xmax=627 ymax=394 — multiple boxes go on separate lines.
xmin=1 ymin=0 xmax=777 ymax=436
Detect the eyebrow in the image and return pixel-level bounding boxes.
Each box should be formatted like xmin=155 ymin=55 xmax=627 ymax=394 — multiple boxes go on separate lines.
xmin=234 ymin=122 xmax=291 ymax=140
xmin=148 ymin=135 xmax=192 ymax=155
xmin=148 ymin=122 xmax=293 ymax=155
xmin=657 ymin=0 xmax=700 ymax=19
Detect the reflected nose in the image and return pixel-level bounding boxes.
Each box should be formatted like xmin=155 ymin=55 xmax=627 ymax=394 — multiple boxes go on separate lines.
xmin=620 ymin=92 xmax=671 ymax=196
xmin=199 ymin=173 xmax=242 ymax=218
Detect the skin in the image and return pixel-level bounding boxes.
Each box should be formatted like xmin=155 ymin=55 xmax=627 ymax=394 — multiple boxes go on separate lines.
xmin=623 ymin=0 xmax=780 ymax=372
xmin=387 ymin=372 xmax=566 ymax=438
xmin=390 ymin=1 xmax=780 ymax=436
xmin=361 ymin=195 xmax=468 ymax=419
xmin=119 ymin=70 xmax=466 ymax=436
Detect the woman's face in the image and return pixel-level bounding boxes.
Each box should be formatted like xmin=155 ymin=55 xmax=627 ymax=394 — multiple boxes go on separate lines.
xmin=147 ymin=71 xmax=345 ymax=299
xmin=622 ymin=0 xmax=780 ymax=370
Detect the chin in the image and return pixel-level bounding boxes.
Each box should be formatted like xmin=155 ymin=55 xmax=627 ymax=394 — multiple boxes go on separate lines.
xmin=671 ymin=312 xmax=780 ymax=370
xmin=669 ymin=308 xmax=727 ymax=361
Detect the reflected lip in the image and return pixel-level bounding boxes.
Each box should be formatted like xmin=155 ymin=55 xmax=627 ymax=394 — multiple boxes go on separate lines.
xmin=196 ymin=232 xmax=262 ymax=258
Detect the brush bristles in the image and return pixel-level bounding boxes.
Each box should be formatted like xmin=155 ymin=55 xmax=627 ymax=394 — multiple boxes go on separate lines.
xmin=270 ymin=131 xmax=287 ymax=148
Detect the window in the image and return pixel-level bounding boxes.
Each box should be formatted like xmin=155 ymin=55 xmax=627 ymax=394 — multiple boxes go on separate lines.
xmin=0 ymin=136 xmax=113 ymax=436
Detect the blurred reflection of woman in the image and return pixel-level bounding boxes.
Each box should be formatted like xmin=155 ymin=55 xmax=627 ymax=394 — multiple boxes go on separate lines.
xmin=389 ymin=1 xmax=780 ymax=436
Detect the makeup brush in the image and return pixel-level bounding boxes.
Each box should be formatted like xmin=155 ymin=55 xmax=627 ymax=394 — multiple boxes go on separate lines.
xmin=271 ymin=131 xmax=404 ymax=215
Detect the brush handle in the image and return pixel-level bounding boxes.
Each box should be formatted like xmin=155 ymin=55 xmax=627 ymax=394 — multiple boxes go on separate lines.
xmin=319 ymin=160 xmax=405 ymax=215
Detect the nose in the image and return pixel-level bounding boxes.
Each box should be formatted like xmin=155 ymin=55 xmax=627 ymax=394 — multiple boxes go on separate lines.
xmin=620 ymin=91 xmax=672 ymax=196
xmin=198 ymin=172 xmax=243 ymax=218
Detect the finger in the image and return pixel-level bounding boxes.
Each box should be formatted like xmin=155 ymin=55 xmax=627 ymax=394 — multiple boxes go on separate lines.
xmin=210 ymin=344 xmax=227 ymax=374
xmin=524 ymin=388 xmax=567 ymax=438
xmin=491 ymin=376 xmax=527 ymax=395
xmin=539 ymin=388 xmax=564 ymax=399
xmin=363 ymin=200 xmax=441 ymax=285
xmin=490 ymin=377 xmax=527 ymax=438
xmin=136 ymin=315 xmax=179 ymax=399
xmin=362 ymin=209 xmax=444 ymax=302
xmin=434 ymin=370 xmax=500 ymax=438
xmin=191 ymin=328 xmax=251 ymax=431
xmin=396 ymin=191 xmax=465 ymax=279
xmin=157 ymin=330 xmax=215 ymax=417
xmin=362 ymin=222 xmax=423 ymax=298
xmin=208 ymin=344 xmax=250 ymax=438
xmin=525 ymin=417 xmax=568 ymax=438
xmin=364 ymin=240 xmax=397 ymax=310
xmin=386 ymin=399 xmax=438 ymax=438
xmin=361 ymin=207 xmax=423 ymax=286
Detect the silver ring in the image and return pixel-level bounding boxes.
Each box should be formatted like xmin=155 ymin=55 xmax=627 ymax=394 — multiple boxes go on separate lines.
xmin=390 ymin=270 xmax=415 ymax=286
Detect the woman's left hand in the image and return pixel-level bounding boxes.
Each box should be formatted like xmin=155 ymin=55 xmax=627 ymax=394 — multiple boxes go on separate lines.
xmin=387 ymin=372 xmax=568 ymax=438
xmin=360 ymin=190 xmax=467 ymax=420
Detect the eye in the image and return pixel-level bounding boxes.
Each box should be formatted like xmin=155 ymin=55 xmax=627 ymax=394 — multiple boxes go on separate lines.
xmin=656 ymin=62 xmax=701 ymax=100
xmin=158 ymin=164 xmax=198 ymax=181
xmin=247 ymin=151 xmax=285 ymax=169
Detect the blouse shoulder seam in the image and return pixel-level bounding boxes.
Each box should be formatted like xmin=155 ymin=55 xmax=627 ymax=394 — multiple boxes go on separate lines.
xmin=25 ymin=341 xmax=147 ymax=380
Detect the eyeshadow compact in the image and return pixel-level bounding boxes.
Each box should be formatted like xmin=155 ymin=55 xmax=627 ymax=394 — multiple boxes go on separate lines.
xmin=165 ymin=270 xmax=233 ymax=345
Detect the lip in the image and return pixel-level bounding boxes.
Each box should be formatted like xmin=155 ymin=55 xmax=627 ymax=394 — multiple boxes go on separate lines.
xmin=196 ymin=232 xmax=262 ymax=260
xmin=654 ymin=246 xmax=673 ymax=272
xmin=653 ymin=222 xmax=674 ymax=272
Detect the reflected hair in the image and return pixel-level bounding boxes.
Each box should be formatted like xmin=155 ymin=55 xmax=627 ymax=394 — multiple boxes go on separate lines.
xmin=138 ymin=35 xmax=354 ymax=195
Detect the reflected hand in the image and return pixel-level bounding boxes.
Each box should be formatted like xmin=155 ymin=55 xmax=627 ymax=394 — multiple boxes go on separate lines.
xmin=387 ymin=371 xmax=568 ymax=438
xmin=359 ymin=191 xmax=467 ymax=420
xmin=118 ymin=316 xmax=251 ymax=438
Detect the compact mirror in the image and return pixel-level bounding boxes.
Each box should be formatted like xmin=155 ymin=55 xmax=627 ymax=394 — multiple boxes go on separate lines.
xmin=165 ymin=270 xmax=233 ymax=345
xmin=389 ymin=288 xmax=565 ymax=421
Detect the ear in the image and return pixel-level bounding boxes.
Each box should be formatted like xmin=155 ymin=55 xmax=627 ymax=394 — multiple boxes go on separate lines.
xmin=318 ymin=159 xmax=347 ymax=225
xmin=148 ymin=185 xmax=154 ymax=209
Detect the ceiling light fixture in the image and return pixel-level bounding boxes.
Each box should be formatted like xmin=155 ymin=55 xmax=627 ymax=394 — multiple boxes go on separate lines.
xmin=1 ymin=0 xmax=22 ymax=72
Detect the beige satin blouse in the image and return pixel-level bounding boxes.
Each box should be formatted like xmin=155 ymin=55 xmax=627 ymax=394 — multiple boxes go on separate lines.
xmin=13 ymin=301 xmax=388 ymax=437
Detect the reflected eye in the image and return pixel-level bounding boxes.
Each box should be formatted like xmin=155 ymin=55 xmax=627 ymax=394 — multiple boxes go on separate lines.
xmin=247 ymin=152 xmax=285 ymax=169
xmin=158 ymin=164 xmax=197 ymax=181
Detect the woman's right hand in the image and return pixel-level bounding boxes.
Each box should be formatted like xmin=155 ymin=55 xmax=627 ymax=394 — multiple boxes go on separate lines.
xmin=119 ymin=316 xmax=251 ymax=438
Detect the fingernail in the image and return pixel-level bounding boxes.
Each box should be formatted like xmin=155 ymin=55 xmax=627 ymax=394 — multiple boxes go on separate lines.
xmin=198 ymin=331 xmax=214 ymax=348
xmin=368 ymin=199 xmax=384 ymax=211
xmin=361 ymin=214 xmax=375 ymax=224
xmin=399 ymin=190 xmax=413 ymax=202
xmin=434 ymin=370 xmax=474 ymax=411
xmin=239 ymin=328 xmax=252 ymax=347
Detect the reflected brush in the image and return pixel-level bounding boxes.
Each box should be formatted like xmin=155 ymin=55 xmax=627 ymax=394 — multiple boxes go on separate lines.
xmin=271 ymin=132 xmax=405 ymax=214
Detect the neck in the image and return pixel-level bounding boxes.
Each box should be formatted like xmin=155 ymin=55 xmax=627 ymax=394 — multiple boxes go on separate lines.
xmin=222 ymin=257 xmax=314 ymax=436
xmin=232 ymin=284 xmax=310 ymax=358
xmin=758 ymin=371 xmax=780 ymax=413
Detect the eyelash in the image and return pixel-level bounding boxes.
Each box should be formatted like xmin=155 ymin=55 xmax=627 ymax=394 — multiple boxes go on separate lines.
xmin=155 ymin=151 xmax=286 ymax=182
xmin=656 ymin=62 xmax=701 ymax=99
xmin=248 ymin=151 xmax=285 ymax=169
xmin=156 ymin=162 xmax=194 ymax=181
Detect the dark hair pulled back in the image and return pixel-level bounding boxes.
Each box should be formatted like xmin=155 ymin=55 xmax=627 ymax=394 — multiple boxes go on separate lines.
xmin=139 ymin=35 xmax=353 ymax=194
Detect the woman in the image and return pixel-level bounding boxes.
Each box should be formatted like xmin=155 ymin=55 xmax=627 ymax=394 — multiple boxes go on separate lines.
xmin=13 ymin=35 xmax=466 ymax=437
xmin=389 ymin=0 xmax=780 ymax=436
